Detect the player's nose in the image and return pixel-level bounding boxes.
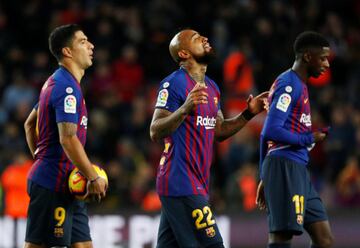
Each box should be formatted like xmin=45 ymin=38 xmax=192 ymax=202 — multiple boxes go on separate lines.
xmin=324 ymin=60 xmax=330 ymax=68
xmin=88 ymin=41 xmax=94 ymax=50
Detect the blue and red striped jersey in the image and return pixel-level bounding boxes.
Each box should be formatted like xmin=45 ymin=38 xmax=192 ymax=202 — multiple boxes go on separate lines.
xmin=155 ymin=67 xmax=221 ymax=197
xmin=259 ymin=69 xmax=314 ymax=178
xmin=28 ymin=66 xmax=88 ymax=192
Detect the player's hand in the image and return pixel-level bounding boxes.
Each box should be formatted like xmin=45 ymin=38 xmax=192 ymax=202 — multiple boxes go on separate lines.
xmin=313 ymin=131 xmax=327 ymax=143
xmin=256 ymin=180 xmax=266 ymax=211
xmin=182 ymin=83 xmax=208 ymax=114
xmin=247 ymin=91 xmax=269 ymax=115
xmin=86 ymin=177 xmax=107 ymax=202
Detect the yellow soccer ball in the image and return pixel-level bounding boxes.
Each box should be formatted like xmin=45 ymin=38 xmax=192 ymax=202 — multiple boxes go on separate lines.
xmin=68 ymin=164 xmax=108 ymax=200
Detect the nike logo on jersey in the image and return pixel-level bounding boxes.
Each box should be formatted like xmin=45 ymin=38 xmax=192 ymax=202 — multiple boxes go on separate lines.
xmin=196 ymin=116 xmax=216 ymax=130
xmin=304 ymin=98 xmax=308 ymax=104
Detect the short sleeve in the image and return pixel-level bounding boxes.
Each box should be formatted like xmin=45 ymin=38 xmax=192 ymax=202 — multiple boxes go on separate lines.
xmin=268 ymin=81 xmax=300 ymax=119
xmin=154 ymin=80 xmax=182 ymax=112
xmin=52 ymin=84 xmax=81 ymax=124
xmin=33 ymin=102 xmax=39 ymax=110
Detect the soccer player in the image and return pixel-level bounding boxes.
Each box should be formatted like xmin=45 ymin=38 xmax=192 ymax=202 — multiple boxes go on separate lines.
xmin=23 ymin=24 xmax=107 ymax=248
xmin=150 ymin=29 xmax=268 ymax=248
xmin=256 ymin=31 xmax=334 ymax=248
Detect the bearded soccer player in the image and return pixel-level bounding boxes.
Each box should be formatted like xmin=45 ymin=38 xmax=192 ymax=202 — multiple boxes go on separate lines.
xmin=256 ymin=31 xmax=334 ymax=248
xmin=150 ymin=29 xmax=268 ymax=248
xmin=23 ymin=24 xmax=107 ymax=248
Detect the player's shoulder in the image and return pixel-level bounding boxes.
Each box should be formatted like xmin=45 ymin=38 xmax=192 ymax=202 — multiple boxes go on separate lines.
xmin=52 ymin=67 xmax=80 ymax=94
xmin=274 ymin=69 xmax=302 ymax=92
xmin=158 ymin=68 xmax=186 ymax=90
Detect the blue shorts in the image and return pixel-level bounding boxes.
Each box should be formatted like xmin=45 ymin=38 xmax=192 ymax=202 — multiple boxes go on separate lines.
xmin=262 ymin=156 xmax=328 ymax=235
xmin=157 ymin=195 xmax=224 ymax=248
xmin=25 ymin=181 xmax=91 ymax=246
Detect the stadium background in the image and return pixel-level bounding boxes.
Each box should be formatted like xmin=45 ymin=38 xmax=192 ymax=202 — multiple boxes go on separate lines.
xmin=0 ymin=0 xmax=359 ymax=247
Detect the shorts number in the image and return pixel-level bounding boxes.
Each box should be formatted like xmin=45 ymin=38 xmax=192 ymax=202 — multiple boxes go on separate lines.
xmin=54 ymin=207 xmax=66 ymax=227
xmin=292 ymin=194 xmax=304 ymax=214
xmin=192 ymin=206 xmax=216 ymax=230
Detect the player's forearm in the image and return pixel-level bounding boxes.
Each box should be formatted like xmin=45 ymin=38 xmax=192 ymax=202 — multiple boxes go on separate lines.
xmin=25 ymin=127 xmax=37 ymax=158
xmin=263 ymin=116 xmax=314 ymax=146
xmin=215 ymin=112 xmax=249 ymax=142
xmin=150 ymin=107 xmax=188 ymax=141
xmin=24 ymin=109 xmax=38 ymax=158
xmin=59 ymin=136 xmax=98 ymax=180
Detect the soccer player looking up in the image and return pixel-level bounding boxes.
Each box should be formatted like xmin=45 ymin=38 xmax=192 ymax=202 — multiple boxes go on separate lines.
xmin=150 ymin=29 xmax=268 ymax=248
xmin=256 ymin=31 xmax=334 ymax=248
xmin=24 ymin=24 xmax=107 ymax=248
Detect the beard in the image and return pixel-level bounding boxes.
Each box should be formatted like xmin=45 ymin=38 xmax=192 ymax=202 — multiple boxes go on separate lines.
xmin=193 ymin=49 xmax=216 ymax=64
xmin=308 ymin=67 xmax=321 ymax=78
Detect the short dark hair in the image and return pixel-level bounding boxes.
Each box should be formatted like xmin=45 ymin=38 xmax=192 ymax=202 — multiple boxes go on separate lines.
xmin=48 ymin=24 xmax=82 ymax=61
xmin=293 ymin=31 xmax=329 ymax=54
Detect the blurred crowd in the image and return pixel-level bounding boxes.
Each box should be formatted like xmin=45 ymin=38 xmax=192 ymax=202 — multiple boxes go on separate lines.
xmin=0 ymin=0 xmax=360 ymax=216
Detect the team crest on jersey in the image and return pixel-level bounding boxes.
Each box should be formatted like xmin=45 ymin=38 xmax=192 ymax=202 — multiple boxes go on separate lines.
xmin=159 ymin=156 xmax=166 ymax=166
xmin=297 ymin=215 xmax=304 ymax=225
xmin=205 ymin=226 xmax=216 ymax=237
xmin=155 ymin=89 xmax=168 ymax=107
xmin=276 ymin=93 xmax=291 ymax=112
xmin=64 ymin=95 xmax=77 ymax=113
xmin=54 ymin=227 xmax=64 ymax=237
xmin=214 ymin=97 xmax=218 ymax=106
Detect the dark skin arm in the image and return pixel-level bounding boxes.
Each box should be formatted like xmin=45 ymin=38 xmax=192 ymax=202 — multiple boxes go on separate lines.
xmin=58 ymin=122 xmax=107 ymax=199
xmin=150 ymin=83 xmax=208 ymax=141
xmin=215 ymin=92 xmax=269 ymax=142
xmin=24 ymin=108 xmax=38 ymax=158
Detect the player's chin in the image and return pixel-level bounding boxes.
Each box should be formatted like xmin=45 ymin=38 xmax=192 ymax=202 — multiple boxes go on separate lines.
xmin=311 ymin=72 xmax=322 ymax=78
xmin=85 ymin=60 xmax=93 ymax=68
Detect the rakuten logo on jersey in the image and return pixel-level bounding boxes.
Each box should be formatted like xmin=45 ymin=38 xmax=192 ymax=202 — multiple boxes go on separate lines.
xmin=80 ymin=116 xmax=88 ymax=129
xmin=196 ymin=116 xmax=216 ymax=130
xmin=300 ymin=113 xmax=311 ymax=127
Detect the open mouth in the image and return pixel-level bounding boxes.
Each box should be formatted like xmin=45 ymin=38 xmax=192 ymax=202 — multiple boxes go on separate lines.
xmin=204 ymin=43 xmax=212 ymax=49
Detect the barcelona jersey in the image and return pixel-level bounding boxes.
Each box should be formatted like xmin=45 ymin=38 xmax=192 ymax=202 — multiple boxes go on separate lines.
xmin=155 ymin=67 xmax=221 ymax=197
xmin=259 ymin=69 xmax=315 ymax=178
xmin=28 ymin=66 xmax=88 ymax=192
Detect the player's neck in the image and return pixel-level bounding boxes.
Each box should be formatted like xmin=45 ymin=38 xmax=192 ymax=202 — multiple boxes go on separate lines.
xmin=59 ymin=61 xmax=84 ymax=83
xmin=291 ymin=61 xmax=308 ymax=83
xmin=181 ymin=62 xmax=207 ymax=85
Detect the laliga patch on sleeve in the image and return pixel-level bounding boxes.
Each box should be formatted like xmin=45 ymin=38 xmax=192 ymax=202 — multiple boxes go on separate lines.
xmin=276 ymin=93 xmax=291 ymax=112
xmin=64 ymin=95 xmax=77 ymax=113
xmin=155 ymin=89 xmax=168 ymax=107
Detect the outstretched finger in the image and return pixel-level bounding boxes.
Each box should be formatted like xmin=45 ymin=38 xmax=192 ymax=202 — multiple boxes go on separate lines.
xmin=246 ymin=94 xmax=254 ymax=104
xmin=257 ymin=91 xmax=269 ymax=99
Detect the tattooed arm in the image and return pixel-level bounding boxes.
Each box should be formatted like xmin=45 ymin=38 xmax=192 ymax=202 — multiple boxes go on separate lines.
xmin=215 ymin=92 xmax=269 ymax=142
xmin=58 ymin=122 xmax=107 ymax=197
xmin=150 ymin=84 xmax=208 ymax=141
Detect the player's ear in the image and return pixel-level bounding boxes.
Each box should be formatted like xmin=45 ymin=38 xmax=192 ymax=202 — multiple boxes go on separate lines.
xmin=303 ymin=52 xmax=311 ymax=63
xmin=62 ymin=47 xmax=72 ymax=58
xmin=178 ymin=49 xmax=190 ymax=60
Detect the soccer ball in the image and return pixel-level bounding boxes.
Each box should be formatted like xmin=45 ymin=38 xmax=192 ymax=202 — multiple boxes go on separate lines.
xmin=68 ymin=164 xmax=108 ymax=200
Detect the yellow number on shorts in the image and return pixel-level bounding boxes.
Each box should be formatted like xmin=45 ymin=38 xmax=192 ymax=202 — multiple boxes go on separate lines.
xmin=203 ymin=206 xmax=215 ymax=226
xmin=54 ymin=207 xmax=66 ymax=226
xmin=292 ymin=194 xmax=304 ymax=214
xmin=192 ymin=206 xmax=216 ymax=230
